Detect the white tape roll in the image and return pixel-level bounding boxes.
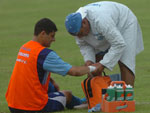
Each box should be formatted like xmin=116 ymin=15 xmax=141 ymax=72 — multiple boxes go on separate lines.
xmin=88 ymin=66 xmax=96 ymax=72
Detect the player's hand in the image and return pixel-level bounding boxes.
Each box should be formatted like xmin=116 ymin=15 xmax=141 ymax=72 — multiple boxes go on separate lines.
xmin=85 ymin=61 xmax=94 ymax=78
xmin=53 ymin=82 xmax=60 ymax=91
xmin=50 ymin=78 xmax=60 ymax=91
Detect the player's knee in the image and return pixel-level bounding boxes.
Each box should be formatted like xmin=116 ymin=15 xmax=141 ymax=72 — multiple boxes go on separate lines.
xmin=61 ymin=90 xmax=72 ymax=104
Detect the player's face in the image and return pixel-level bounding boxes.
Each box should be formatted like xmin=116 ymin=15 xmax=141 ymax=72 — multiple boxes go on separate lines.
xmin=43 ymin=31 xmax=56 ymax=47
xmin=77 ymin=19 xmax=90 ymax=38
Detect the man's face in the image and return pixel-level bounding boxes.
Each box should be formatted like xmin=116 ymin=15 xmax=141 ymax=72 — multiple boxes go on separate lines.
xmin=42 ymin=31 xmax=56 ymax=47
xmin=77 ymin=18 xmax=90 ymax=38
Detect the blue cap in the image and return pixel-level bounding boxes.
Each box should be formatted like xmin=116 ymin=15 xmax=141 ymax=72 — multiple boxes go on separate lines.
xmin=65 ymin=13 xmax=82 ymax=35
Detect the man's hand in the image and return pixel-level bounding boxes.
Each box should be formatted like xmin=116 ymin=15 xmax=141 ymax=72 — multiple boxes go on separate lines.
xmin=84 ymin=60 xmax=94 ymax=66
xmin=85 ymin=61 xmax=104 ymax=77
xmin=91 ymin=63 xmax=104 ymax=76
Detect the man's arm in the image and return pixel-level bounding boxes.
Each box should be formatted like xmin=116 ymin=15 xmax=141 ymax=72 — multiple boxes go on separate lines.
xmin=84 ymin=60 xmax=94 ymax=66
xmin=67 ymin=65 xmax=96 ymax=76
xmin=75 ymin=37 xmax=96 ymax=63
xmin=43 ymin=51 xmax=96 ymax=76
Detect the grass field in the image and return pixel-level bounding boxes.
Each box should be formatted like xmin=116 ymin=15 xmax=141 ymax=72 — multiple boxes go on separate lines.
xmin=0 ymin=0 xmax=150 ymax=112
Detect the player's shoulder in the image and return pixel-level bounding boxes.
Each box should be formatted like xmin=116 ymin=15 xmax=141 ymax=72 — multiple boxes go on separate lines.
xmin=38 ymin=48 xmax=55 ymax=58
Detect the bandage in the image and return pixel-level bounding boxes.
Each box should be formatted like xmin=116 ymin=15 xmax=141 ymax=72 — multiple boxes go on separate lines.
xmin=88 ymin=66 xmax=96 ymax=72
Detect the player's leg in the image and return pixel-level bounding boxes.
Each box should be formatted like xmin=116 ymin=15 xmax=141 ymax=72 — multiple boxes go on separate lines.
xmin=47 ymin=82 xmax=57 ymax=93
xmin=118 ymin=61 xmax=135 ymax=87
xmin=42 ymin=90 xmax=85 ymax=112
xmin=64 ymin=91 xmax=85 ymax=109
xmin=42 ymin=91 xmax=67 ymax=112
xmin=8 ymin=107 xmax=38 ymax=113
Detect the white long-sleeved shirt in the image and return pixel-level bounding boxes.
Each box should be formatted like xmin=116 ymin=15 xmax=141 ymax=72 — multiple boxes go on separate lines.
xmin=75 ymin=1 xmax=144 ymax=74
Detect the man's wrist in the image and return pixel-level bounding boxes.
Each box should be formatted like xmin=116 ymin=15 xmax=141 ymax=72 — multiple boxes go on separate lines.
xmin=85 ymin=60 xmax=94 ymax=66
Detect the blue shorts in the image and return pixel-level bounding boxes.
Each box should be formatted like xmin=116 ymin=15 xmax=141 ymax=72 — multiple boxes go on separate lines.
xmin=42 ymin=92 xmax=66 ymax=112
xmin=9 ymin=92 xmax=66 ymax=113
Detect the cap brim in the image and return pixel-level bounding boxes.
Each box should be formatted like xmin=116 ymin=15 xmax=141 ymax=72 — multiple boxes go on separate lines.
xmin=76 ymin=7 xmax=87 ymax=19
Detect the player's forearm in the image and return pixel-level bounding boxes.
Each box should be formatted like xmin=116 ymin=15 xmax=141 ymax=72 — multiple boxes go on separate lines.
xmin=67 ymin=66 xmax=96 ymax=76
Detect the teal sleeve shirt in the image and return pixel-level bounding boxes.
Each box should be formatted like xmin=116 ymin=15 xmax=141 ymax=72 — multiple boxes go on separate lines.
xmin=43 ymin=51 xmax=72 ymax=76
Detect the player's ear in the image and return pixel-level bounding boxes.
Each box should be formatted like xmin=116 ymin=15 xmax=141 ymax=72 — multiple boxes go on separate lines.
xmin=38 ymin=31 xmax=46 ymax=39
xmin=41 ymin=31 xmax=46 ymax=35
xmin=82 ymin=18 xmax=86 ymax=24
xmin=82 ymin=18 xmax=88 ymax=25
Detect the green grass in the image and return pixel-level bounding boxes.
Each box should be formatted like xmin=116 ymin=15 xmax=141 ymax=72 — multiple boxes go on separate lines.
xmin=0 ymin=0 xmax=150 ymax=112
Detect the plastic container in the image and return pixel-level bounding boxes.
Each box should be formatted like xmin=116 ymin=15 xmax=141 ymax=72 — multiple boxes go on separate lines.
xmin=106 ymin=85 xmax=115 ymax=101
xmin=102 ymin=99 xmax=135 ymax=112
xmin=102 ymin=81 xmax=135 ymax=112
xmin=125 ymin=85 xmax=134 ymax=101
xmin=116 ymin=85 xmax=124 ymax=101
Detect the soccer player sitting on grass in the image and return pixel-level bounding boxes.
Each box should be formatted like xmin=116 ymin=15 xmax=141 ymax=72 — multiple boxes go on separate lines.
xmin=5 ymin=18 xmax=97 ymax=113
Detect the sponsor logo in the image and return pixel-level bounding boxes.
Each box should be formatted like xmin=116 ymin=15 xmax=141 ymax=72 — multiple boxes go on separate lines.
xmin=21 ymin=47 xmax=31 ymax=51
xmin=18 ymin=52 xmax=29 ymax=58
xmin=16 ymin=59 xmax=27 ymax=64
xmin=93 ymin=33 xmax=105 ymax=40
xmin=86 ymin=3 xmax=101 ymax=7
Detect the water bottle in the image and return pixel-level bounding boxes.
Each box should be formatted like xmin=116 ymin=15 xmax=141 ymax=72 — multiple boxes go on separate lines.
xmin=116 ymin=85 xmax=124 ymax=101
xmin=106 ymin=85 xmax=115 ymax=101
xmin=125 ymin=85 xmax=134 ymax=101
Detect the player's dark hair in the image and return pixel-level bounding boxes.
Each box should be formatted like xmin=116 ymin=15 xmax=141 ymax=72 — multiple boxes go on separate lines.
xmin=34 ymin=18 xmax=57 ymax=36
